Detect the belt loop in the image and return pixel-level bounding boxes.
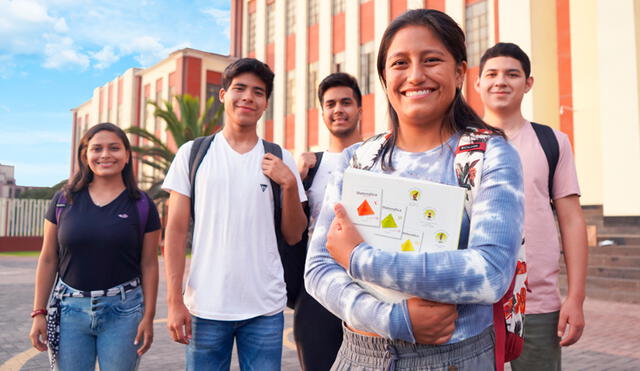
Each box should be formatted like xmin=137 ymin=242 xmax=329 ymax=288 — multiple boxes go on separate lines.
xmin=120 ymin=285 xmax=126 ymax=301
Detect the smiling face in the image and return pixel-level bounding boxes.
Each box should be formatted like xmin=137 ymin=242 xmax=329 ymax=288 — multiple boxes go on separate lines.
xmin=476 ymin=56 xmax=533 ymax=114
xmin=85 ymin=130 xmax=129 ymax=179
xmin=383 ymin=25 xmax=465 ymax=129
xmin=321 ymin=86 xmax=361 ymax=138
xmin=219 ymin=72 xmax=268 ymax=128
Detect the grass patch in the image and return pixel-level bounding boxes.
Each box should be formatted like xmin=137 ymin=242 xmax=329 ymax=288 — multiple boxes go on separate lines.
xmin=0 ymin=251 xmax=40 ymax=256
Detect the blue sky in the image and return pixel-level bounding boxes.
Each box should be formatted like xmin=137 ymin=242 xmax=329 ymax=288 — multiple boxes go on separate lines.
xmin=0 ymin=0 xmax=231 ymax=187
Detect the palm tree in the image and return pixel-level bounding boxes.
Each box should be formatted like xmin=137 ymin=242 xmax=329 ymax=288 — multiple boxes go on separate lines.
xmin=126 ymin=94 xmax=223 ymax=199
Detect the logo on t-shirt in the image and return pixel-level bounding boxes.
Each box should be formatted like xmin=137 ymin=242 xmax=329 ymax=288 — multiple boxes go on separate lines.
xmin=260 ymin=184 xmax=268 ymax=192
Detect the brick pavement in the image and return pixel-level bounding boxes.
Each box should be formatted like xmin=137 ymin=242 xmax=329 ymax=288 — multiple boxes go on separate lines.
xmin=1 ymin=256 xmax=639 ymax=371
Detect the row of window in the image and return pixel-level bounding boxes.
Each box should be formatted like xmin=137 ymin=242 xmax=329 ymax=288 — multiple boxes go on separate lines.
xmin=249 ymin=0 xmax=354 ymax=52
xmin=252 ymin=0 xmax=489 ymax=119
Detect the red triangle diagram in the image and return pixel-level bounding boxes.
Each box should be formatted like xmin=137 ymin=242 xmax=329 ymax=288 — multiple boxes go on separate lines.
xmin=357 ymin=200 xmax=375 ymax=216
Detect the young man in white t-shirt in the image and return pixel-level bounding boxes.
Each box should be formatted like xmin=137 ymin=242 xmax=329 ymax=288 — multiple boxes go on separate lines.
xmin=476 ymin=43 xmax=588 ymax=371
xmin=294 ymin=73 xmax=363 ymax=370
xmin=162 ymin=58 xmax=307 ymax=370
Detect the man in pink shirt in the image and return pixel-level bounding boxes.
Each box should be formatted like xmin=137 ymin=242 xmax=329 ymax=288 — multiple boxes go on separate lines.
xmin=476 ymin=43 xmax=588 ymax=371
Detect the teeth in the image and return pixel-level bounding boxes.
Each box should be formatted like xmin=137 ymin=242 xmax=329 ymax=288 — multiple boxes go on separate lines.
xmin=405 ymin=89 xmax=432 ymax=97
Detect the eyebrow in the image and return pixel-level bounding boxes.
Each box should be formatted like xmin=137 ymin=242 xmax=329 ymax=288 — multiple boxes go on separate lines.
xmin=388 ymin=49 xmax=446 ymax=59
xmin=484 ymin=68 xmax=522 ymax=73
xmin=232 ymin=82 xmax=266 ymax=93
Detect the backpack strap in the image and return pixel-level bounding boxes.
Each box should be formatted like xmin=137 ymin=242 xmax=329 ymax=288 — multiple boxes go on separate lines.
xmin=136 ymin=192 xmax=150 ymax=239
xmin=302 ymin=152 xmax=324 ymax=191
xmin=454 ymin=128 xmax=493 ymax=216
xmin=188 ymin=134 xmax=217 ymax=220
xmin=531 ymin=122 xmax=559 ymax=200
xmin=262 ymin=139 xmax=284 ymax=235
xmin=350 ymin=132 xmax=391 ymax=170
xmin=55 ymin=192 xmax=67 ymax=225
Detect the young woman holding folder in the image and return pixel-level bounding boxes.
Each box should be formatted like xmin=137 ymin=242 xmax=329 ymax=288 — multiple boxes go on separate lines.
xmin=304 ymin=9 xmax=524 ymax=370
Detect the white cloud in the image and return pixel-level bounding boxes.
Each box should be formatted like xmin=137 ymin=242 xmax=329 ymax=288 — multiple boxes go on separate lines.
xmin=0 ymin=0 xmax=231 ymax=71
xmin=202 ymin=8 xmax=231 ymax=39
xmin=42 ymin=34 xmax=89 ymax=70
xmin=90 ymin=45 xmax=119 ymax=69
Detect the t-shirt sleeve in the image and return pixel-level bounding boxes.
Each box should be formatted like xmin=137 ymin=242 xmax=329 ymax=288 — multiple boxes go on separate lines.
xmin=44 ymin=191 xmax=62 ymax=224
xmin=162 ymin=141 xmax=194 ymax=197
xmin=282 ymin=149 xmax=308 ymax=203
xmin=552 ymin=130 xmax=581 ymax=200
xmin=142 ymin=192 xmax=162 ymax=233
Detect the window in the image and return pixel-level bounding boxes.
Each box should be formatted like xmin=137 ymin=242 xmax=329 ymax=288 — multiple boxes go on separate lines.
xmin=307 ymin=63 xmax=319 ymax=109
xmin=286 ymin=0 xmax=296 ymax=35
xmin=333 ymin=52 xmax=345 ymax=73
xmin=333 ymin=0 xmax=345 ymax=15
xmin=308 ymin=0 xmax=319 ymax=26
xmin=465 ymin=0 xmax=488 ymax=66
xmin=205 ymin=83 xmax=222 ymax=124
xmin=360 ymin=42 xmax=375 ymax=95
xmin=286 ymin=72 xmax=296 ymax=115
xmin=267 ymin=3 xmax=275 ymax=44
xmin=248 ymin=11 xmax=256 ymax=52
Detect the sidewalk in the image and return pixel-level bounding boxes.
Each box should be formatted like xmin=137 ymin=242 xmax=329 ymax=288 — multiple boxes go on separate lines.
xmin=1 ymin=256 xmax=639 ymax=370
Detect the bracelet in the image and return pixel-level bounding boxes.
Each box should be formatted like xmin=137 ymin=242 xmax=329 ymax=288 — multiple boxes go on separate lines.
xmin=31 ymin=309 xmax=47 ymax=318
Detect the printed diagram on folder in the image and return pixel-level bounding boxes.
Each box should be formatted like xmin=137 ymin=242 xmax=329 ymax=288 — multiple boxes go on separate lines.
xmin=343 ymin=168 xmax=465 ymax=254
xmin=341 ymin=168 xmax=466 ymax=302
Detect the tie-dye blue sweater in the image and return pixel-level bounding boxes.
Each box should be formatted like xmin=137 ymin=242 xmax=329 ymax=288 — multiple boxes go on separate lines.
xmin=304 ymin=133 xmax=524 ymax=344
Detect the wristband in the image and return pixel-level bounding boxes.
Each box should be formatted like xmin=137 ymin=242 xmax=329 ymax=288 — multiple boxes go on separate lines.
xmin=31 ymin=309 xmax=47 ymax=318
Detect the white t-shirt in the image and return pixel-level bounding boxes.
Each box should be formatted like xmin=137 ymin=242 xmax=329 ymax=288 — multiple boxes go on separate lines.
xmin=306 ymin=151 xmax=343 ymax=239
xmin=162 ymin=134 xmax=307 ymax=320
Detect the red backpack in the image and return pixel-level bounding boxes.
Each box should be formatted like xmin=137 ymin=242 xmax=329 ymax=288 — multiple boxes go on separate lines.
xmin=455 ymin=128 xmax=527 ymax=371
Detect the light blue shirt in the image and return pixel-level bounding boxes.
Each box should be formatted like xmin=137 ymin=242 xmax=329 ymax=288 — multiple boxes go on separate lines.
xmin=304 ymin=133 xmax=524 ymax=343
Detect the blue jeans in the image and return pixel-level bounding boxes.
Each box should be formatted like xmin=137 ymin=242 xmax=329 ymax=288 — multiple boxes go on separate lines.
xmin=55 ymin=283 xmax=143 ymax=371
xmin=186 ymin=312 xmax=284 ymax=371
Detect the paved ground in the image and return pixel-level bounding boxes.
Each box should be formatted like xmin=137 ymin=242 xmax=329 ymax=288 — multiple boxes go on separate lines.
xmin=1 ymin=256 xmax=639 ymax=371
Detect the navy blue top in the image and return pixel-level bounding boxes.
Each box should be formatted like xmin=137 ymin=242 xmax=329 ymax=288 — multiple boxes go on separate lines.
xmin=45 ymin=188 xmax=161 ymax=291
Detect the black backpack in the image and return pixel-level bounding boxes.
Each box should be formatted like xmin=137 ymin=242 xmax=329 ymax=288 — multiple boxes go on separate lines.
xmin=187 ymin=133 xmax=321 ymax=308
xmin=531 ymin=122 xmax=560 ymax=200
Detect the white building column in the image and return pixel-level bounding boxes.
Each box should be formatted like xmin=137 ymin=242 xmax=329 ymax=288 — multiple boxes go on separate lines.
xmin=317 ymin=0 xmax=333 ymax=149
xmin=294 ymin=0 xmax=309 ymax=154
xmin=407 ymin=0 xmax=424 ymax=10
xmin=344 ymin=0 xmax=360 ymax=77
xmin=597 ymin=0 xmax=640 ymax=216
xmin=497 ymin=0 xmax=533 ymax=120
xmin=444 ymin=0 xmax=465 ymax=29
xmin=255 ymin=0 xmax=267 ymax=137
xmin=273 ymin=0 xmax=287 ymax=145
xmin=374 ymin=0 xmax=389 ymax=133
xmin=570 ymin=0 xmax=602 ymax=206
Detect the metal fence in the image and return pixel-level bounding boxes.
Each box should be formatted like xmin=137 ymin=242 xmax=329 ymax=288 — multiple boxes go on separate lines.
xmin=0 ymin=198 xmax=51 ymax=237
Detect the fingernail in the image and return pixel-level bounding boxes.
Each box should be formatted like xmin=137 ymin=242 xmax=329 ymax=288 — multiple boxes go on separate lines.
xmin=557 ymin=331 xmax=562 ymax=337
xmin=134 ymin=340 xmax=138 ymax=345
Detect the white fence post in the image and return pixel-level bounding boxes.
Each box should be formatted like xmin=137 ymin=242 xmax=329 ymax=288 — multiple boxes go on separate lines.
xmin=0 ymin=198 xmax=51 ymax=237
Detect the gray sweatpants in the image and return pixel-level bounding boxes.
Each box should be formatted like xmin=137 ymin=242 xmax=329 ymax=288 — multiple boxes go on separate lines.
xmin=331 ymin=325 xmax=495 ymax=371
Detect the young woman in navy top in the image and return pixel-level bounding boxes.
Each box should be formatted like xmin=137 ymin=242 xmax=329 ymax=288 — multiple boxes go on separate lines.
xmin=29 ymin=123 xmax=161 ymax=370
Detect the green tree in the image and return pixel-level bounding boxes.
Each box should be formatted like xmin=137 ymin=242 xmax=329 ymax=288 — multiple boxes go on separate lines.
xmin=125 ymin=94 xmax=223 ymax=199
xmin=18 ymin=179 xmax=67 ymax=199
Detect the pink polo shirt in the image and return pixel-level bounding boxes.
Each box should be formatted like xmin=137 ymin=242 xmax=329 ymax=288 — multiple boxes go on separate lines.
xmin=509 ymin=122 xmax=581 ymax=314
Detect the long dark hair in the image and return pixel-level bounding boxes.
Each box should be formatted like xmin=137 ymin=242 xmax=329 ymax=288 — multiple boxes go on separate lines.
xmin=376 ymin=9 xmax=504 ymax=170
xmin=65 ymin=122 xmax=141 ymax=202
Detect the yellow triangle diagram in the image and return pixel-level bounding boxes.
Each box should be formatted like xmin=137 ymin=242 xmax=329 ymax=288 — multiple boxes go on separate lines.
xmin=381 ymin=213 xmax=398 ymax=228
xmin=401 ymin=239 xmax=415 ymax=251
